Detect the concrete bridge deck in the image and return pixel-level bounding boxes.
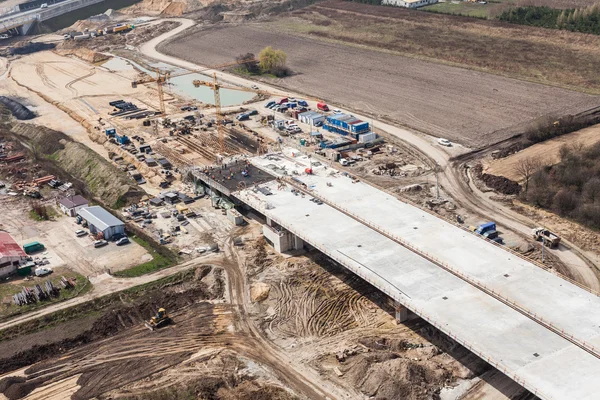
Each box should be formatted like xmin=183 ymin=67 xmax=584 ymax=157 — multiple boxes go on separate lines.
xmin=228 ymin=149 xmax=600 ymax=400
xmin=0 ymin=0 xmax=103 ymax=34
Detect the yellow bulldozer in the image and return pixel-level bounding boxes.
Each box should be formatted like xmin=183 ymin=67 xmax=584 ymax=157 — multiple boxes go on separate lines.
xmin=145 ymin=308 xmax=171 ymax=331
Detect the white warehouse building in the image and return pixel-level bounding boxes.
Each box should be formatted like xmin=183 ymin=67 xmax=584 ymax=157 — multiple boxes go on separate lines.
xmin=77 ymin=206 xmax=125 ymax=240
xmin=382 ymin=0 xmax=438 ymax=8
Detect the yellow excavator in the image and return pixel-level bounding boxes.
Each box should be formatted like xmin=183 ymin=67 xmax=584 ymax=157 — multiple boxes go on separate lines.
xmin=145 ymin=308 xmax=171 ymax=331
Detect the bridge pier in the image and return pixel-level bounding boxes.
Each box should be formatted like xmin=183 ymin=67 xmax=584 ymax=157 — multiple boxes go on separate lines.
xmin=394 ymin=302 xmax=409 ymax=323
xmin=262 ymin=219 xmax=304 ymax=254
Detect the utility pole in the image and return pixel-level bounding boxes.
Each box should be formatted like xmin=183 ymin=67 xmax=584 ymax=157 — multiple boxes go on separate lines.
xmin=434 ymin=162 xmax=440 ymax=199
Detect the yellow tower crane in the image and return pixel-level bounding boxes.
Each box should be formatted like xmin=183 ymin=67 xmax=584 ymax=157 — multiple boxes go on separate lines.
xmin=131 ymin=60 xmax=259 ymax=117
xmin=192 ymin=74 xmax=322 ymax=158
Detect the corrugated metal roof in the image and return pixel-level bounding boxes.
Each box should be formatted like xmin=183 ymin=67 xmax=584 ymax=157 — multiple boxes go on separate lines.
xmin=77 ymin=206 xmax=123 ymax=231
xmin=58 ymin=195 xmax=89 ymax=209
xmin=0 ymin=232 xmax=26 ymax=259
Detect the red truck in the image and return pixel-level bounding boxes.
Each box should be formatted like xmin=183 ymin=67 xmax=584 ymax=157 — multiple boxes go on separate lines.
xmin=278 ymin=97 xmax=289 ymax=105
xmin=317 ymin=102 xmax=329 ymax=111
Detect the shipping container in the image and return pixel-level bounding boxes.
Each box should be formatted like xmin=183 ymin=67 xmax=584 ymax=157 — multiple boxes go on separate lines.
xmin=23 ymin=241 xmax=45 ymax=254
xmin=358 ymin=132 xmax=377 ymax=143
xmin=350 ymin=121 xmax=370 ymax=134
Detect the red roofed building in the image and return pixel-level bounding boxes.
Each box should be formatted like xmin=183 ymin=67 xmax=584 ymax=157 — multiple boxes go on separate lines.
xmin=0 ymin=232 xmax=27 ymax=278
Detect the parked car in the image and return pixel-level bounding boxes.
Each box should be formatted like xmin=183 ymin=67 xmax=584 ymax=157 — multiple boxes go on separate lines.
xmin=75 ymin=229 xmax=87 ymax=237
xmin=438 ymin=138 xmax=452 ymax=147
xmin=116 ymin=237 xmax=130 ymax=246
xmin=298 ymin=100 xmax=308 ymax=107
xmin=332 ymin=108 xmax=342 ymax=113
xmin=265 ymin=101 xmax=276 ymax=109
xmin=251 ymin=85 xmax=259 ymax=90
xmin=40 ymin=3 xmax=48 ymax=8
xmin=34 ymin=267 xmax=53 ymax=277
xmin=94 ymin=240 xmax=108 ymax=248
xmin=249 ymin=110 xmax=258 ymax=116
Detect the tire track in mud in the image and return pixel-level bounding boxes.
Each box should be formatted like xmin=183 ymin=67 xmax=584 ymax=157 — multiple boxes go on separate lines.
xmin=268 ymin=269 xmax=386 ymax=339
xmin=34 ymin=64 xmax=56 ymax=89
xmin=65 ymin=69 xmax=97 ymax=97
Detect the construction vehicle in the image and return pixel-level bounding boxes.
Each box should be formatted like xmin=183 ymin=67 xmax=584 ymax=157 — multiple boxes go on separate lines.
xmin=532 ymin=227 xmax=561 ymax=248
xmin=145 ymin=307 xmax=171 ymax=330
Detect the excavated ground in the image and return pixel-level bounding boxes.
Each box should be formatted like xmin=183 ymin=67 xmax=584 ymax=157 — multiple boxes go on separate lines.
xmin=0 ymin=266 xmax=229 ymax=400
xmin=242 ymin=238 xmax=511 ymax=400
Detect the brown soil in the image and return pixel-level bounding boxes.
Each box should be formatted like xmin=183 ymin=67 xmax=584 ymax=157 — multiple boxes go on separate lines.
xmin=242 ymin=240 xmax=489 ymax=399
xmin=0 ymin=266 xmax=225 ymax=399
xmin=162 ymin=11 xmax=600 ymax=148
xmin=473 ymin=164 xmax=521 ymax=195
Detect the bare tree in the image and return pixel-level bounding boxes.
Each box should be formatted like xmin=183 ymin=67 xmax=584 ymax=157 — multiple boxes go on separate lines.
xmin=515 ymin=156 xmax=542 ymax=195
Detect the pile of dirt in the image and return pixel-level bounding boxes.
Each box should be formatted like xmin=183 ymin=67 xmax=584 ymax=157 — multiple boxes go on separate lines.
xmin=4 ymin=42 xmax=55 ymax=56
xmin=0 ymin=377 xmax=38 ymax=400
xmin=473 ymin=164 xmax=521 ymax=195
xmin=9 ymin=122 xmax=144 ymax=207
xmin=123 ymin=0 xmax=199 ymax=15
xmin=334 ymin=330 xmax=488 ymax=400
xmin=0 ymin=266 xmax=224 ymax=398
xmin=55 ymin=47 xmax=110 ymax=64
xmin=0 ymin=97 xmax=35 ymax=120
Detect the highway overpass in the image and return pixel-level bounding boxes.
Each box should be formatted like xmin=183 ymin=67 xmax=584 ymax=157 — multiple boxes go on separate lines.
xmin=195 ymin=148 xmax=600 ymax=400
xmin=0 ymin=0 xmax=104 ymax=35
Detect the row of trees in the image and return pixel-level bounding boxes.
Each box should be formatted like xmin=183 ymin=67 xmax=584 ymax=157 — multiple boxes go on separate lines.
xmin=520 ymin=141 xmax=600 ymax=229
xmin=499 ymin=4 xmax=600 ymax=35
xmin=236 ymin=46 xmax=290 ymax=78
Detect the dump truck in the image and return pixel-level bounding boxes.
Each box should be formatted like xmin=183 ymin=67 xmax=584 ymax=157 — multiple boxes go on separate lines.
xmin=145 ymin=308 xmax=171 ymax=330
xmin=532 ymin=227 xmax=561 ymax=248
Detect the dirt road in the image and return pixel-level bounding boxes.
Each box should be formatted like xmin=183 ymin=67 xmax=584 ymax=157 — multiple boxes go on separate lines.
xmin=160 ymin=22 xmax=600 ymax=148
xmin=0 ymin=255 xmax=221 ymax=331
xmin=142 ymin=18 xmax=600 ymax=291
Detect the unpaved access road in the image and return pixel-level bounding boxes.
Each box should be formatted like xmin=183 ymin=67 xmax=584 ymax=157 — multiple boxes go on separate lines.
xmin=160 ymin=24 xmax=600 ymax=148
xmin=0 ymin=255 xmax=222 ymax=331
xmin=144 ymin=19 xmax=600 ymax=291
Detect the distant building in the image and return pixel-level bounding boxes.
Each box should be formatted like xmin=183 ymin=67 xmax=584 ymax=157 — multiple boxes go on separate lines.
xmin=58 ymin=195 xmax=89 ymax=217
xmin=382 ymin=0 xmax=438 ymax=8
xmin=0 ymin=232 xmax=27 ymax=278
xmin=77 ymin=206 xmax=125 ymax=240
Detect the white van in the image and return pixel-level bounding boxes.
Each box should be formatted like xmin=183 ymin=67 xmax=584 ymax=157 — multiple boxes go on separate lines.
xmin=40 ymin=3 xmax=48 ymax=8
xmin=34 ymin=267 xmax=53 ymax=277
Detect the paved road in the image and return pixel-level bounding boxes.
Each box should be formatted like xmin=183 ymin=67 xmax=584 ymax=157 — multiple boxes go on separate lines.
xmin=140 ymin=18 xmax=600 ymax=292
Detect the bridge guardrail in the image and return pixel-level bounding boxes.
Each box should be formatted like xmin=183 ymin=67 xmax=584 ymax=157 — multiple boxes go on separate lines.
xmin=236 ymin=189 xmax=556 ymax=400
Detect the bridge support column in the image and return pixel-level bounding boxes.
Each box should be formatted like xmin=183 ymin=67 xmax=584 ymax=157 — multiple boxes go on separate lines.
xmin=394 ymin=303 xmax=408 ymax=323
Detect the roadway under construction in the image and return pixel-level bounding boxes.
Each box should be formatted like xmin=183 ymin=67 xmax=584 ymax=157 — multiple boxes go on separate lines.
xmin=193 ymin=148 xmax=600 ymax=400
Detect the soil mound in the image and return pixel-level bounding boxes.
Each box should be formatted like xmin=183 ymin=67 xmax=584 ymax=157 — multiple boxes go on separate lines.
xmin=7 ymin=42 xmax=55 ymax=56
xmin=473 ymin=164 xmax=521 ymax=195
xmin=9 ymin=122 xmax=144 ymax=207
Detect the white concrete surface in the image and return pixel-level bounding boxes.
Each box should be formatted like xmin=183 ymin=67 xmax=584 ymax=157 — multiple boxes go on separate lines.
xmin=233 ymin=149 xmax=600 ymax=400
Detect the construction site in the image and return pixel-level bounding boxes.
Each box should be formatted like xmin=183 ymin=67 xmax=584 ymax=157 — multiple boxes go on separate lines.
xmin=0 ymin=0 xmax=599 ymax=398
